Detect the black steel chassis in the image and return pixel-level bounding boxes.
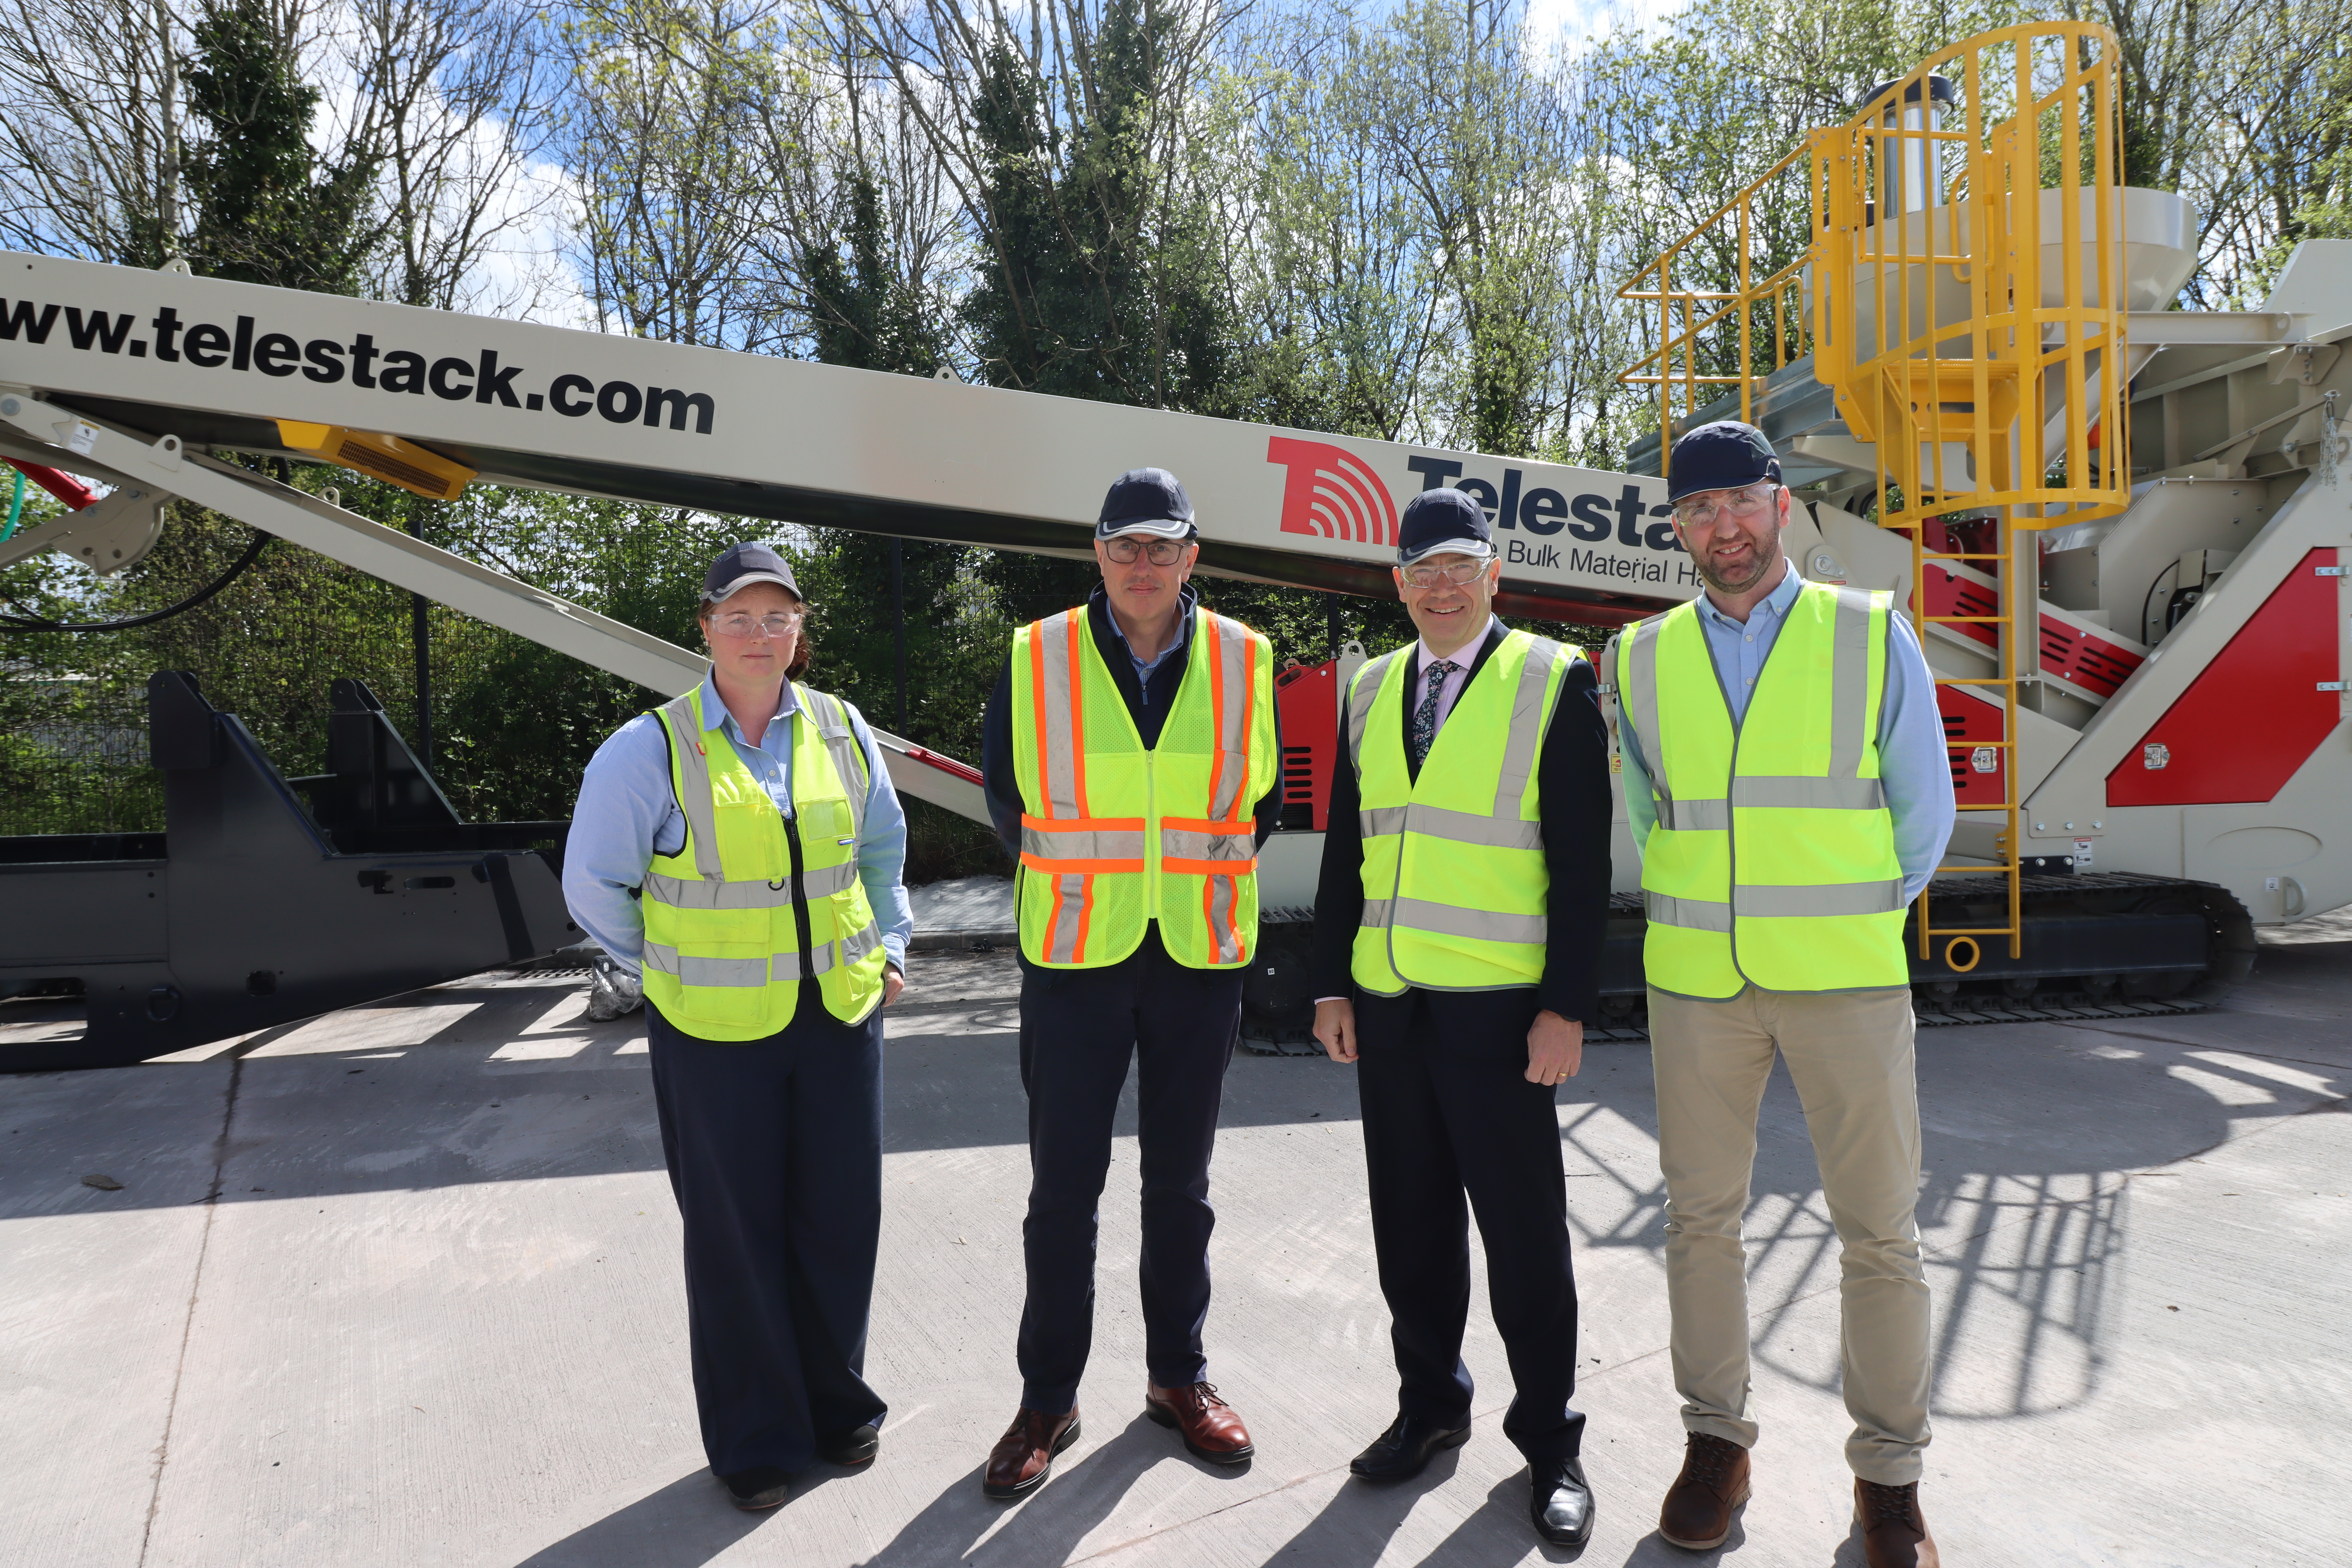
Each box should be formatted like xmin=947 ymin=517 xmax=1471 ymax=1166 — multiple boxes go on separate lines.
xmin=0 ymin=671 xmax=580 ymax=1072
xmin=1240 ymin=873 xmax=2257 ymax=1052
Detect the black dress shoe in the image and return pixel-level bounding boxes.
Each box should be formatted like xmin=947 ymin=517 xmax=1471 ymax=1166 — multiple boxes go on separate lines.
xmin=817 ymin=1423 xmax=881 ymax=1466
xmin=720 ymin=1465 xmax=792 ymax=1510
xmin=1530 ymin=1456 xmax=1595 ymax=1548
xmin=1348 ymin=1414 xmax=1471 ymax=1483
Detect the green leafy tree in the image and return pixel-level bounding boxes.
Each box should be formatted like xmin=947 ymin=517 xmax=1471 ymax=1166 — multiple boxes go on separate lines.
xmin=181 ymin=0 xmax=375 ymax=290
xmin=959 ymin=3 xmax=1234 ymax=411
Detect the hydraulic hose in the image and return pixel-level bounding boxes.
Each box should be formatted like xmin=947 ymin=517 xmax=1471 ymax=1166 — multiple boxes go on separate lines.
xmin=0 ymin=525 xmax=271 ymax=633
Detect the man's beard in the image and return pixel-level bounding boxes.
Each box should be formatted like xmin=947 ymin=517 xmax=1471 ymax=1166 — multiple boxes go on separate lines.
xmin=1696 ymin=532 xmax=1783 ymax=595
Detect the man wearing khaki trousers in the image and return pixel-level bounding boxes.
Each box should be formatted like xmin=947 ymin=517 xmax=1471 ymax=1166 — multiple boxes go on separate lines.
xmin=1610 ymin=422 xmax=1955 ymax=1568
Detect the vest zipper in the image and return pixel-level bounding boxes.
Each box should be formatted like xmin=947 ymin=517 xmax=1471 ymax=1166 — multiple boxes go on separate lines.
xmin=780 ymin=807 xmax=815 ymax=981
xmin=1704 ymin=599 xmax=1786 ymax=989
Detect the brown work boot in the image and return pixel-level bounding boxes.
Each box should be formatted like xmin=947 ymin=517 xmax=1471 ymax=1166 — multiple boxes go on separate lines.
xmin=1855 ymin=1477 xmax=1940 ymax=1568
xmin=981 ymin=1406 xmax=1081 ymax=1500
xmin=1658 ymin=1431 xmax=1751 ymax=1550
xmin=1144 ymin=1380 xmax=1255 ymax=1463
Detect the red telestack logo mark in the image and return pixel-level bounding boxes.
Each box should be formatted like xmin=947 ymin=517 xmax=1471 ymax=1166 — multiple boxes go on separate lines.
xmin=1266 ymin=436 xmax=1397 ymax=546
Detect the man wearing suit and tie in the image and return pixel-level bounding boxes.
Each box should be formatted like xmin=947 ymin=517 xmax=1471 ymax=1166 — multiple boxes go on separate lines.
xmin=1310 ymin=487 xmax=1615 ymax=1550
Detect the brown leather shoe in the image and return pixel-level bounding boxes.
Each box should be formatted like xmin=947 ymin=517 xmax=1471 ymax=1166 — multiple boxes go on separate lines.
xmin=1658 ymin=1431 xmax=1751 ymax=1550
xmin=1144 ymin=1380 xmax=1254 ymax=1463
xmin=981 ymin=1406 xmax=1081 ymax=1500
xmin=1855 ymin=1478 xmax=1940 ymax=1568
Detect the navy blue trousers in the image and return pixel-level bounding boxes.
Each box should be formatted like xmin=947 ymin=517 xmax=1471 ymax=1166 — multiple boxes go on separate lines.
xmin=648 ymin=985 xmax=887 ymax=1477
xmin=1015 ymin=938 xmax=1242 ymax=1413
xmin=1355 ymin=985 xmax=1586 ymax=1461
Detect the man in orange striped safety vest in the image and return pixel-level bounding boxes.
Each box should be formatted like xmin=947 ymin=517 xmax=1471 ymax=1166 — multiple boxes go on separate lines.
xmin=975 ymin=468 xmax=1284 ymax=1500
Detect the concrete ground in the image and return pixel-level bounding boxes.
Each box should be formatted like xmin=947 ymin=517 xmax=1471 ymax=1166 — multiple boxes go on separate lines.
xmin=4 ymin=923 xmax=2348 ymax=1568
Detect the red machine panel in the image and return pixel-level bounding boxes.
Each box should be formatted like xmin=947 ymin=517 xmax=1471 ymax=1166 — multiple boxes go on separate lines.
xmin=2038 ymin=609 xmax=2144 ymax=699
xmin=1275 ymin=659 xmax=1341 ymax=830
xmin=1921 ymin=561 xmax=2147 ymax=700
xmin=1939 ymin=684 xmax=2007 ymax=806
xmin=1921 ymin=563 xmax=1999 ymax=650
xmin=2107 ymin=548 xmax=2344 ymax=806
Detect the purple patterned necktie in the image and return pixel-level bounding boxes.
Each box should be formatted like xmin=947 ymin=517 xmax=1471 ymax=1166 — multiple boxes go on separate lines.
xmin=1412 ymin=659 xmax=1453 ymax=766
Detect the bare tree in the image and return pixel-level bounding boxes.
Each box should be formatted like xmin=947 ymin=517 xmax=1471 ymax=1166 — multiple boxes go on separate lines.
xmin=561 ymin=0 xmax=789 ymax=347
xmin=338 ymin=0 xmax=566 ymax=312
xmin=0 ymin=0 xmax=202 ymax=264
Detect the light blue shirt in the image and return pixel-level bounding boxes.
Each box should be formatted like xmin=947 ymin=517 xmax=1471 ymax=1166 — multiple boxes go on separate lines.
xmin=1617 ymin=561 xmax=1956 ymax=902
xmin=1101 ymin=583 xmax=1197 ymax=703
xmin=562 ymin=669 xmax=914 ymax=977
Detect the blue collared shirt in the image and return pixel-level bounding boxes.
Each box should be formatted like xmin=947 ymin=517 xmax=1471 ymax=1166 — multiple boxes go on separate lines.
xmin=1617 ymin=561 xmax=1956 ymax=901
xmin=1101 ymin=583 xmax=1198 ymax=703
xmin=562 ymin=668 xmax=914 ymax=977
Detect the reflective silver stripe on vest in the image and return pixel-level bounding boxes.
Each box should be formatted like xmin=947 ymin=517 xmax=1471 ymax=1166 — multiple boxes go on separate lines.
xmin=1645 ymin=891 xmax=1734 ymax=932
xmin=641 ymin=917 xmax=882 ymax=986
xmin=1021 ymin=826 xmax=1148 ymax=863
xmin=1046 ymin=873 xmax=1088 ymax=964
xmin=641 ymin=943 xmax=766 ymax=987
xmin=659 ymin=691 xmax=727 ymax=882
xmin=1346 ymin=650 xmax=1403 ymax=780
xmin=1160 ymin=827 xmax=1255 ymax=863
xmin=1493 ymin=637 xmax=1564 ymax=813
xmin=1734 ymin=880 xmax=1907 ymax=917
xmin=1205 ymin=873 xmax=1240 ymax=962
xmin=1033 ymin=610 xmax=1085 ymax=818
xmin=1657 ymin=798 xmax=1729 ymax=831
xmin=642 ymin=862 xmax=860 ymax=909
xmin=1205 ymin=613 xmax=1254 ymax=822
xmin=1830 ymin=587 xmax=1876 ymax=780
xmin=1389 ymin=897 xmax=1546 ymax=946
xmin=1730 ymin=776 xmax=1887 ymax=810
xmin=1360 ymin=898 xmax=1394 ymax=928
xmin=1400 ymin=802 xmax=1543 ymax=851
xmin=798 ymin=687 xmax=871 ymax=837
xmin=1359 ymin=805 xmax=1407 ymax=838
xmin=833 ymin=917 xmax=884 ymax=968
xmin=1624 ymin=615 xmax=1671 ymax=820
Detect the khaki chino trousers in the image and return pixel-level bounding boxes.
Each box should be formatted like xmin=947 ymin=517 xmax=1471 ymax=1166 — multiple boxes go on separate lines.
xmin=1646 ymin=984 xmax=1932 ymax=1484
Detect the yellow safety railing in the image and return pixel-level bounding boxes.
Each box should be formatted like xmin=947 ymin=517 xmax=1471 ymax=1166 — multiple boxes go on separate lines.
xmin=1616 ymin=22 xmax=2134 ymax=968
xmin=1816 ymin=21 xmax=2131 ymax=532
xmin=1617 ymin=141 xmax=1817 ymax=466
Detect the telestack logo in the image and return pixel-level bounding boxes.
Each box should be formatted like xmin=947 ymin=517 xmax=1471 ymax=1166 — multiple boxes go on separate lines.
xmin=1264 ymin=437 xmax=1697 ymax=586
xmin=1266 ymin=436 xmax=1397 ymax=545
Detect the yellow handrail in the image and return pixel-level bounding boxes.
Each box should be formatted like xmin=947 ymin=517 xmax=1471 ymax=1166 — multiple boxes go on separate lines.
xmin=1616 ymin=22 xmax=2137 ymax=970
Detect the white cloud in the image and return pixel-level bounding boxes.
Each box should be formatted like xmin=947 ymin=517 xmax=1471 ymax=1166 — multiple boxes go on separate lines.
xmin=1524 ymin=0 xmax=1688 ymax=50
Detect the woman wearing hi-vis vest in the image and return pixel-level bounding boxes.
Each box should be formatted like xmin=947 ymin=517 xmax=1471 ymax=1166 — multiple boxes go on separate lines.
xmin=563 ymin=542 xmax=913 ymax=1514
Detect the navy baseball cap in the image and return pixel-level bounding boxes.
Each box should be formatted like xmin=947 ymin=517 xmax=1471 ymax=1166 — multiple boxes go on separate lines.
xmin=1097 ymin=468 xmax=1198 ymax=541
xmin=1396 ymin=487 xmax=1494 ymax=566
xmin=702 ymin=541 xmax=802 ymax=604
xmin=1666 ymin=421 xmax=1783 ymax=503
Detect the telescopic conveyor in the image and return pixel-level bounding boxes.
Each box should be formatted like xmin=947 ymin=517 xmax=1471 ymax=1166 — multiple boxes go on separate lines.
xmin=3 ymin=137 xmax=2346 ymax=1061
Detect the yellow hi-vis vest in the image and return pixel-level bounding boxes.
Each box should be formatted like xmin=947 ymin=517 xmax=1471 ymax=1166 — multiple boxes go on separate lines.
xmin=1348 ymin=630 xmax=1573 ymax=994
xmin=641 ymin=683 xmax=888 ymax=1039
xmin=1613 ymin=583 xmax=1910 ymax=999
xmin=1010 ymin=605 xmax=1277 ymax=969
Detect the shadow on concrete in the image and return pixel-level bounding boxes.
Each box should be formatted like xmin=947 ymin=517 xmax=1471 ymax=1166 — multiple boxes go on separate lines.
xmin=7 ymin=948 xmax=2346 ymax=1460
xmin=0 ymin=977 xmax=1365 ymax=1220
xmin=1256 ymin=1445 xmax=1464 ymax=1564
xmin=852 ymin=1412 xmax=1223 ymax=1566
xmin=506 ymin=1461 xmax=897 ymax=1566
xmin=1614 ymin=1517 xmax=1752 ymax=1566
xmin=1555 ymin=985 xmax=2346 ymax=1432
xmin=1411 ymin=1469 xmax=1591 ymax=1564
xmin=507 ymin=1467 xmax=780 ymax=1567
